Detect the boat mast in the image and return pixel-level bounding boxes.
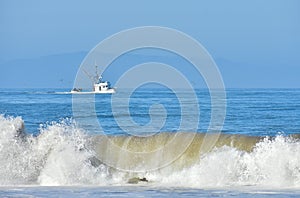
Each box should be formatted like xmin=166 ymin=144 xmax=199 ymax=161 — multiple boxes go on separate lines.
xmin=94 ymin=61 xmax=102 ymax=83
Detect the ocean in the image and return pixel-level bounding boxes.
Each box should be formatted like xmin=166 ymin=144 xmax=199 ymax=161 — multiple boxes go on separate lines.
xmin=0 ymin=88 xmax=299 ymax=197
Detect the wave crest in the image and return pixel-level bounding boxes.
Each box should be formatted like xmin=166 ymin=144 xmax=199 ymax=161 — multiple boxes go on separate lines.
xmin=0 ymin=115 xmax=299 ymax=188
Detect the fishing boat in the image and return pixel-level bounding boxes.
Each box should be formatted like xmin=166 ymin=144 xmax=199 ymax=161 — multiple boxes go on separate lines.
xmin=71 ymin=64 xmax=116 ymax=94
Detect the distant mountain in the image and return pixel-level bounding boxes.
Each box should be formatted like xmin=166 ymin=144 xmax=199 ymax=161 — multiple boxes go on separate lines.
xmin=1 ymin=51 xmax=297 ymax=89
xmin=0 ymin=51 xmax=87 ymax=88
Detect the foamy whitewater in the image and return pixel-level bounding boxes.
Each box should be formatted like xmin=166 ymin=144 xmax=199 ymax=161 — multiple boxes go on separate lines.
xmin=0 ymin=115 xmax=299 ymax=188
xmin=0 ymin=89 xmax=300 ymax=197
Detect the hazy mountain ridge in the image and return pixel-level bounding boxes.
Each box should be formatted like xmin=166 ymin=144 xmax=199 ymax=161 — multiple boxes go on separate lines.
xmin=0 ymin=52 xmax=87 ymax=88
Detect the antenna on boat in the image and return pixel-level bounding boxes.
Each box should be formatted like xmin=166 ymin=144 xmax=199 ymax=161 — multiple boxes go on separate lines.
xmin=95 ymin=60 xmax=99 ymax=80
xmin=94 ymin=60 xmax=103 ymax=83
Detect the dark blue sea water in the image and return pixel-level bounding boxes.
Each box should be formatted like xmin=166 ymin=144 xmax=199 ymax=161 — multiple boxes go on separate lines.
xmin=1 ymin=88 xmax=299 ymax=136
xmin=0 ymin=88 xmax=299 ymax=197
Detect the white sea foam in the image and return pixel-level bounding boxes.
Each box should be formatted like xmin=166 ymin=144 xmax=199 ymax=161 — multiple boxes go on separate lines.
xmin=0 ymin=115 xmax=299 ymax=188
xmin=152 ymin=136 xmax=300 ymax=188
xmin=0 ymin=115 xmax=109 ymax=186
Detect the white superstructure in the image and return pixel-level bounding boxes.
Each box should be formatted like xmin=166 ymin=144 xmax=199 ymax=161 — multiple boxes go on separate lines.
xmin=93 ymin=78 xmax=116 ymax=94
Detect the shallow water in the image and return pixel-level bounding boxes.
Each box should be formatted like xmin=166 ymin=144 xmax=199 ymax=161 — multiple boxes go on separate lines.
xmin=1 ymin=186 xmax=300 ymax=197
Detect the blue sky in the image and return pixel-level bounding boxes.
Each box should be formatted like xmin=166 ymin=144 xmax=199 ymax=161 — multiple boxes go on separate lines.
xmin=0 ymin=0 xmax=299 ymax=88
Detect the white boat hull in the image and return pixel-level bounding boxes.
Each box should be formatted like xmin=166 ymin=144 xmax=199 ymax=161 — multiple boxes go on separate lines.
xmin=71 ymin=88 xmax=116 ymax=94
xmin=94 ymin=88 xmax=116 ymax=94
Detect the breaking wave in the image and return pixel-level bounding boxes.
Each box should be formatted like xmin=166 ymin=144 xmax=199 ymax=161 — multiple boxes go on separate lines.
xmin=0 ymin=115 xmax=299 ymax=188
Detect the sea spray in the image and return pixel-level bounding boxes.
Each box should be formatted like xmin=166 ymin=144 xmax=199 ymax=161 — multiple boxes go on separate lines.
xmin=151 ymin=136 xmax=300 ymax=188
xmin=0 ymin=115 xmax=109 ymax=186
xmin=0 ymin=115 xmax=41 ymax=185
xmin=0 ymin=115 xmax=299 ymax=188
xmin=36 ymin=120 xmax=100 ymax=186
